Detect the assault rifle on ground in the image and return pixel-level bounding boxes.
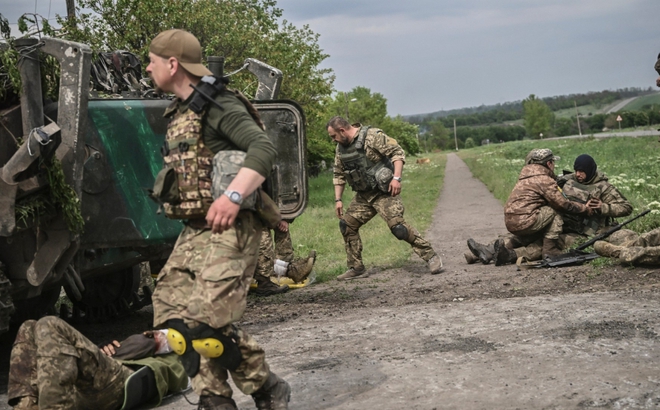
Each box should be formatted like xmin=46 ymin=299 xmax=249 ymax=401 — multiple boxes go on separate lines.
xmin=519 ymin=209 xmax=651 ymax=269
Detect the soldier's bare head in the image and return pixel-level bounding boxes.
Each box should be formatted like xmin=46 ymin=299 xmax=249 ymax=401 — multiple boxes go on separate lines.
xmin=327 ymin=116 xmax=355 ymax=146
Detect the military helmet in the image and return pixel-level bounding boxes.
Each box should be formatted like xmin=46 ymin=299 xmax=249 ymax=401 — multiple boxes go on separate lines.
xmin=526 ymin=148 xmax=560 ymax=165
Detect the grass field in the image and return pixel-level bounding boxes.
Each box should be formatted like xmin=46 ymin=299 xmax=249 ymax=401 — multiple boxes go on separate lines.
xmin=620 ymin=92 xmax=660 ymax=111
xmin=457 ymin=136 xmax=660 ymax=234
xmin=290 ymin=153 xmax=446 ymax=283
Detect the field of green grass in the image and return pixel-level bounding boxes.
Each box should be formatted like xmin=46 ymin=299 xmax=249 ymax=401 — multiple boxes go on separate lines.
xmin=553 ymin=103 xmax=606 ymax=119
xmin=620 ymin=92 xmax=660 ymax=111
xmin=290 ymin=153 xmax=446 ymax=283
xmin=458 ymin=136 xmax=660 ymax=235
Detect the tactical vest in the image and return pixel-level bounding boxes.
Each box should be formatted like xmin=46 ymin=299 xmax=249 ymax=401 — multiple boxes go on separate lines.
xmin=561 ymin=177 xmax=610 ymax=235
xmin=337 ymin=126 xmax=393 ymax=193
xmin=161 ymin=109 xmax=214 ymax=219
xmin=156 ymin=78 xmax=267 ymax=220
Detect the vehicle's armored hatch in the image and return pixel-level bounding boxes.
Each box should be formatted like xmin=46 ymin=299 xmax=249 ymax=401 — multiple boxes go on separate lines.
xmin=254 ymin=100 xmax=308 ymax=219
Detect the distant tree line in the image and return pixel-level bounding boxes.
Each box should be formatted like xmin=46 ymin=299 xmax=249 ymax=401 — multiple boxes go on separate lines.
xmin=409 ymin=87 xmax=655 ymax=129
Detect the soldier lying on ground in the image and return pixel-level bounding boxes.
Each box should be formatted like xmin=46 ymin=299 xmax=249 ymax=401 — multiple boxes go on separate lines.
xmin=8 ymin=316 xmax=189 ymax=410
xmin=465 ymin=149 xmax=593 ymax=266
xmin=252 ymin=219 xmax=317 ymax=296
xmin=594 ymin=226 xmax=660 ymax=266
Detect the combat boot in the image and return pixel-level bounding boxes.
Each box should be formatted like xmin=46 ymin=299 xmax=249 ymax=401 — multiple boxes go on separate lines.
xmin=337 ymin=267 xmax=368 ymax=281
xmin=253 ymin=274 xmax=289 ymax=297
xmin=427 ymin=254 xmax=444 ymax=274
xmin=464 ymin=252 xmax=479 ymax=264
xmin=541 ymin=238 xmax=562 ymax=259
xmin=593 ymin=241 xmax=624 ymax=258
xmin=467 ymin=238 xmax=495 ymax=264
xmin=493 ymin=239 xmax=518 ymax=266
xmin=198 ymin=394 xmax=238 ymax=410
xmin=251 ymin=372 xmax=291 ymax=410
xmin=286 ymin=250 xmax=317 ymax=283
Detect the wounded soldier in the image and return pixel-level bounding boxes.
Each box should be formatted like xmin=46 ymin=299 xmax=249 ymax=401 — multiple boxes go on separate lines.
xmin=8 ymin=316 xmax=189 ymax=410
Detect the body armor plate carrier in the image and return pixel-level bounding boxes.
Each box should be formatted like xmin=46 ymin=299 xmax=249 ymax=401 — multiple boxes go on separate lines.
xmin=337 ymin=126 xmax=393 ymax=193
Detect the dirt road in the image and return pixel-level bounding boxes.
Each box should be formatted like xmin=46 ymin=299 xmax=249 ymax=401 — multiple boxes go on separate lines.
xmin=2 ymin=153 xmax=659 ymax=409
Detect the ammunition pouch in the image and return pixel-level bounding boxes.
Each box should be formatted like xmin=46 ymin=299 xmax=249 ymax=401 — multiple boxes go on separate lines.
xmin=149 ymin=166 xmax=179 ymax=205
xmin=166 ymin=319 xmax=242 ymax=377
xmin=211 ymin=150 xmax=258 ymax=210
xmin=370 ymin=160 xmax=394 ymax=193
xmin=211 ymin=150 xmax=280 ymax=228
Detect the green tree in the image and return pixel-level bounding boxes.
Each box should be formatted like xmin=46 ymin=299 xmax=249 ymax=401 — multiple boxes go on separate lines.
xmin=464 ymin=137 xmax=476 ymax=148
xmin=522 ymin=94 xmax=554 ymax=138
xmin=56 ymin=0 xmax=334 ymax=162
xmin=381 ymin=116 xmax=420 ymax=155
xmin=324 ymin=86 xmax=387 ymax=126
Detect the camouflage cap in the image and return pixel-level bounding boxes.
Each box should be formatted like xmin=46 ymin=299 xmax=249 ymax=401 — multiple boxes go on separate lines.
xmin=149 ymin=29 xmax=212 ymax=77
xmin=526 ymin=148 xmax=560 ymax=165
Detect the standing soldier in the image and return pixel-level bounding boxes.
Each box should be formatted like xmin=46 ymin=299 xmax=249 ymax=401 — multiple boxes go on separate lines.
xmin=327 ymin=116 xmax=444 ymax=280
xmin=146 ymin=29 xmax=289 ymax=409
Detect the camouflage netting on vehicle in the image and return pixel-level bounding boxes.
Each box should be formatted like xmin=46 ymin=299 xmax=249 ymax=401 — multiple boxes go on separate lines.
xmin=90 ymin=50 xmax=151 ymax=96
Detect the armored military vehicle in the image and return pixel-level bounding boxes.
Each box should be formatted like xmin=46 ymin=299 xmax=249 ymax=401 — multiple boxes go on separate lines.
xmin=0 ymin=37 xmax=308 ymax=334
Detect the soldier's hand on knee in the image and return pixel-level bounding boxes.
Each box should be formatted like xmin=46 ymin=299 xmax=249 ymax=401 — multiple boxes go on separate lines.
xmin=656 ymin=76 xmax=660 ymax=88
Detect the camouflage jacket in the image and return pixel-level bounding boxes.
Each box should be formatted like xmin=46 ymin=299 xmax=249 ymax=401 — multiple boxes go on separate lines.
xmin=504 ymin=164 xmax=588 ymax=233
xmin=333 ymin=125 xmax=405 ymax=200
xmin=559 ymin=171 xmax=632 ymax=235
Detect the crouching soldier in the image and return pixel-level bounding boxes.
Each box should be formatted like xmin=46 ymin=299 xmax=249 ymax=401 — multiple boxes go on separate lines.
xmin=467 ymin=149 xmax=592 ymax=266
xmin=7 ymin=316 xmax=188 ymax=410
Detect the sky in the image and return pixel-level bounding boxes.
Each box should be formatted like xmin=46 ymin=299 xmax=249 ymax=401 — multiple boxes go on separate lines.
xmin=2 ymin=0 xmax=659 ymax=116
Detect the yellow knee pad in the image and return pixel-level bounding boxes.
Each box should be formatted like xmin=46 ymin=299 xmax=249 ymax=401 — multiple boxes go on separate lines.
xmin=167 ymin=328 xmax=225 ymax=358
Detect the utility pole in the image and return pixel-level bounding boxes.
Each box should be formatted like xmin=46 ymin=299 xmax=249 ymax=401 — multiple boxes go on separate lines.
xmin=574 ymin=100 xmax=582 ymax=137
xmin=66 ymin=0 xmax=76 ymax=27
xmin=453 ymin=119 xmax=458 ymax=151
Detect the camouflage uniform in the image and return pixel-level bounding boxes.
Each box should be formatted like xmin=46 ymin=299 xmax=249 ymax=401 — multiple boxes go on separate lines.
xmin=255 ymin=224 xmax=295 ymax=279
xmin=507 ymin=170 xmax=631 ymax=261
xmin=334 ymin=126 xmax=437 ymax=271
xmin=503 ymin=162 xmax=588 ymax=260
xmin=594 ymin=227 xmax=660 ymax=266
xmin=8 ymin=316 xmax=133 ymax=410
xmin=152 ymin=89 xmax=276 ymax=397
xmin=560 ymin=171 xmax=632 ymax=236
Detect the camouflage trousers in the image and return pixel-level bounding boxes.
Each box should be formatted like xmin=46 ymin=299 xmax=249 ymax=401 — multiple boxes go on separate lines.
xmin=152 ymin=211 xmax=270 ymax=396
xmin=507 ymin=206 xmax=564 ymax=260
xmin=601 ymin=227 xmax=660 ymax=266
xmin=255 ymin=225 xmax=296 ymax=278
xmin=341 ymin=192 xmax=436 ymax=271
xmin=8 ymin=316 xmax=133 ymax=410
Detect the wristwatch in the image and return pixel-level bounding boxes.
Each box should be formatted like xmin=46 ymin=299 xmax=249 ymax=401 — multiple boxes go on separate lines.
xmin=224 ymin=190 xmax=243 ymax=205
xmin=392 ymin=176 xmax=402 ymax=182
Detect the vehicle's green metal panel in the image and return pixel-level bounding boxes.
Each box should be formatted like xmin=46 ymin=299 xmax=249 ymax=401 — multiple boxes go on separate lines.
xmin=86 ymin=99 xmax=182 ymax=244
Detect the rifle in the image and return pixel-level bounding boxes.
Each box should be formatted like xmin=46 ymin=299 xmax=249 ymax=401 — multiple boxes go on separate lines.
xmin=520 ymin=209 xmax=651 ymax=269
